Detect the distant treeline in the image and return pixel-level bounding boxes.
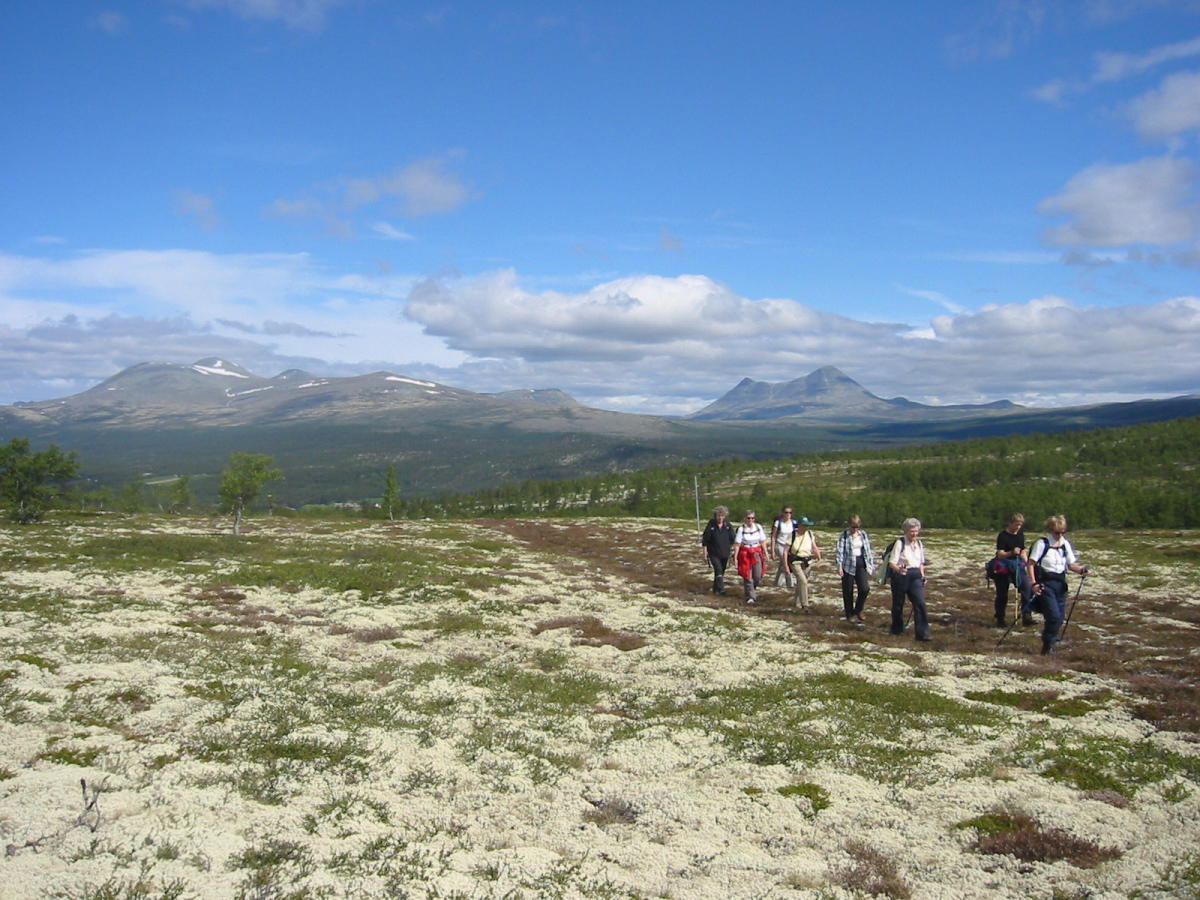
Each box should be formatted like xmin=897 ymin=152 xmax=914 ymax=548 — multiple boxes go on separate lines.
xmin=393 ymin=415 xmax=1200 ymax=530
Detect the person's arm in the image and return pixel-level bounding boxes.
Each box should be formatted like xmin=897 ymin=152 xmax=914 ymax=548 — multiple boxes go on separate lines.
xmin=889 ymin=539 xmax=903 ymax=575
xmin=1026 ymin=539 xmax=1042 ymax=593
xmin=1066 ymin=541 xmax=1089 ymax=576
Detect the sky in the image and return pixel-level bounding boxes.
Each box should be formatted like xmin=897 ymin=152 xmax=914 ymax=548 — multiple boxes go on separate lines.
xmin=2 ymin=0 xmax=1200 ymax=416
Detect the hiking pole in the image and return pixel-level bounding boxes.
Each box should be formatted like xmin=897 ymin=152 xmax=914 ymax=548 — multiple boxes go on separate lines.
xmin=995 ymin=612 xmax=1019 ymax=648
xmin=1059 ymin=573 xmax=1088 ymax=639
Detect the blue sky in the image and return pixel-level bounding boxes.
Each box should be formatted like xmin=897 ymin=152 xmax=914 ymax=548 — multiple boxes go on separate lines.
xmin=2 ymin=0 xmax=1199 ymax=414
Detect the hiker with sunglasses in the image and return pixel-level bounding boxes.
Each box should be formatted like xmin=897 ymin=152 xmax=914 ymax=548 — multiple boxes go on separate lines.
xmin=1026 ymin=515 xmax=1089 ymax=655
xmin=731 ymin=510 xmax=769 ymax=605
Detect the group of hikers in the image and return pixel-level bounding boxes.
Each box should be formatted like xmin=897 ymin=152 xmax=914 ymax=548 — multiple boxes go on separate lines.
xmin=700 ymin=506 xmax=1090 ymax=655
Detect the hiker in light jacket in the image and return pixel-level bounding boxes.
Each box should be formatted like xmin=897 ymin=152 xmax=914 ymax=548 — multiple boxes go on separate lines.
xmin=836 ymin=514 xmax=875 ymax=624
xmin=787 ymin=516 xmax=822 ymax=610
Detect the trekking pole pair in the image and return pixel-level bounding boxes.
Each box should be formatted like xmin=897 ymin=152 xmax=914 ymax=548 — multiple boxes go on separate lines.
xmin=996 ymin=571 xmax=1088 ymax=648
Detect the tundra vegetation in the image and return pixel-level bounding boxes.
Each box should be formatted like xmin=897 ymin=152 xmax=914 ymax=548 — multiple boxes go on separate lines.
xmin=0 ymin=512 xmax=1197 ymax=898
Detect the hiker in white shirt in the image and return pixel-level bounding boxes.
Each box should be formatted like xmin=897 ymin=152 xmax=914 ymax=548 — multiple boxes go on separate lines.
xmin=731 ymin=510 xmax=769 ymax=605
xmin=770 ymin=506 xmax=797 ymax=588
xmin=1025 ymin=515 xmax=1089 ymax=655
xmin=887 ymin=517 xmax=931 ymax=641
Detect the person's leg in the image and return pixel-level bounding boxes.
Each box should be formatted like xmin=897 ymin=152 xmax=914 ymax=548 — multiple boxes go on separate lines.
xmin=841 ymin=572 xmax=855 ymax=618
xmin=853 ymin=558 xmax=870 ymax=617
xmin=889 ymin=577 xmax=905 ymax=634
xmin=910 ymin=574 xmax=930 ymax=640
xmin=747 ymin=557 xmax=763 ymax=603
xmin=711 ymin=555 xmax=727 ymax=594
xmin=1039 ymin=580 xmax=1066 ymax=654
xmin=1017 ymin=568 xmax=1035 ymax=625
xmin=791 ymin=562 xmax=809 ymax=608
xmin=994 ymin=574 xmax=1010 ymax=626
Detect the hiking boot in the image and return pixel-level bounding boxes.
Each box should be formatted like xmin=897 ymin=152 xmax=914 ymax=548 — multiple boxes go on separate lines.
xmin=1022 ymin=614 xmax=1035 ymax=626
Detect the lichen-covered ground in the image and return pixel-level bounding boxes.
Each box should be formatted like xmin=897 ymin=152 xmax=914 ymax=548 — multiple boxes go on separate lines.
xmin=0 ymin=515 xmax=1197 ymax=899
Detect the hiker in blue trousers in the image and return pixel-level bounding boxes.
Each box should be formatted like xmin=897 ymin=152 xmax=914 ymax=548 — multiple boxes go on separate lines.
xmin=1026 ymin=515 xmax=1089 ymax=655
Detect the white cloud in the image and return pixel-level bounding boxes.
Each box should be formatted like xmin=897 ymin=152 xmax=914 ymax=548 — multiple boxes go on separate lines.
xmin=268 ymin=155 xmax=475 ymax=235
xmin=1092 ymin=34 xmax=1200 ymax=83
xmin=401 ymin=270 xmax=1200 ymax=411
xmin=895 ymin=285 xmax=967 ymax=314
xmin=1037 ymin=156 xmax=1199 ymax=246
xmin=179 ymin=0 xmax=345 ymax=30
xmin=1032 ymin=33 xmax=1200 ymax=102
xmin=371 ymin=222 xmax=415 ymax=242
xmin=4 ymin=259 xmax=1199 ymax=412
xmin=1128 ymin=69 xmax=1200 ymax=138
xmin=0 ymin=249 xmax=459 ymax=403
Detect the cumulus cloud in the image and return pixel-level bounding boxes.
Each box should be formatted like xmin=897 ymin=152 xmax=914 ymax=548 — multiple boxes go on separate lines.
xmin=0 ymin=248 xmax=457 ymax=403
xmin=1038 ymin=156 xmax=1199 ymax=247
xmin=4 ymin=258 xmax=1198 ymax=413
xmin=1128 ymin=69 xmax=1200 ymax=138
xmin=401 ymin=270 xmax=1200 ymax=411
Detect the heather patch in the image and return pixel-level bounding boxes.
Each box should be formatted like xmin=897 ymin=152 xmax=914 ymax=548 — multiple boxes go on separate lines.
xmin=0 ymin=517 xmax=1197 ymax=898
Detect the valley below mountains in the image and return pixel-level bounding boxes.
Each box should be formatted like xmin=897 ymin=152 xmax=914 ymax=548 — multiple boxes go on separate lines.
xmin=2 ymin=358 xmax=1198 ymax=505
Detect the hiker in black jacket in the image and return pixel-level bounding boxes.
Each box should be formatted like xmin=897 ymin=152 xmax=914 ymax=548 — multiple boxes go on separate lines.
xmin=700 ymin=505 xmax=734 ymax=595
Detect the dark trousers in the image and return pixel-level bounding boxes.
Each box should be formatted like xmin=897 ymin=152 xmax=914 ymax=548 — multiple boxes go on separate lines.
xmin=890 ymin=570 xmax=930 ymax=639
xmin=993 ymin=564 xmax=1031 ymax=623
xmin=1037 ymin=577 xmax=1067 ymax=650
xmin=709 ymin=555 xmax=728 ymax=593
xmin=841 ymin=556 xmax=869 ymax=617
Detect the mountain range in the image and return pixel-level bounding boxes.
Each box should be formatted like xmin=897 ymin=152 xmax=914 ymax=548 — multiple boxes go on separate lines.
xmin=3 ymin=359 xmax=1198 ymax=504
xmin=690 ymin=366 xmax=1020 ymax=421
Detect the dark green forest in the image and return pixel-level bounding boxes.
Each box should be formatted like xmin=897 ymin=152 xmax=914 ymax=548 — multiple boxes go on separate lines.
xmin=392 ymin=415 xmax=1200 ymax=530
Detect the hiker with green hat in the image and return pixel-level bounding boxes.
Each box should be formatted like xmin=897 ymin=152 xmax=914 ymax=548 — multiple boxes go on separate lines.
xmin=787 ymin=516 xmax=823 ymax=610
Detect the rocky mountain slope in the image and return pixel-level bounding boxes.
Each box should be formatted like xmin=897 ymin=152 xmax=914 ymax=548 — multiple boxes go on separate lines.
xmin=689 ymin=366 xmax=1021 ymax=421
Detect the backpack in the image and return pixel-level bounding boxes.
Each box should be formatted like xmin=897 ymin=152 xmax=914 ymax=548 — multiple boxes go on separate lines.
xmin=876 ymin=538 xmax=899 ymax=585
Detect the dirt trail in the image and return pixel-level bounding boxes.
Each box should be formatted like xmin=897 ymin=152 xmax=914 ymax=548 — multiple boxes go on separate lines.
xmin=489 ymin=519 xmax=1200 ymax=739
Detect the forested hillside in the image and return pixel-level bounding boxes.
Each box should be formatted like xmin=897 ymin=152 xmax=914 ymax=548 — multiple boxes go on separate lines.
xmin=411 ymin=415 xmax=1200 ymax=530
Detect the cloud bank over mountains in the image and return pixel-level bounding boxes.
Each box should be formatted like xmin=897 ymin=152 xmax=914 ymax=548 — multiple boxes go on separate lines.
xmin=2 ymin=252 xmax=1197 ymax=416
